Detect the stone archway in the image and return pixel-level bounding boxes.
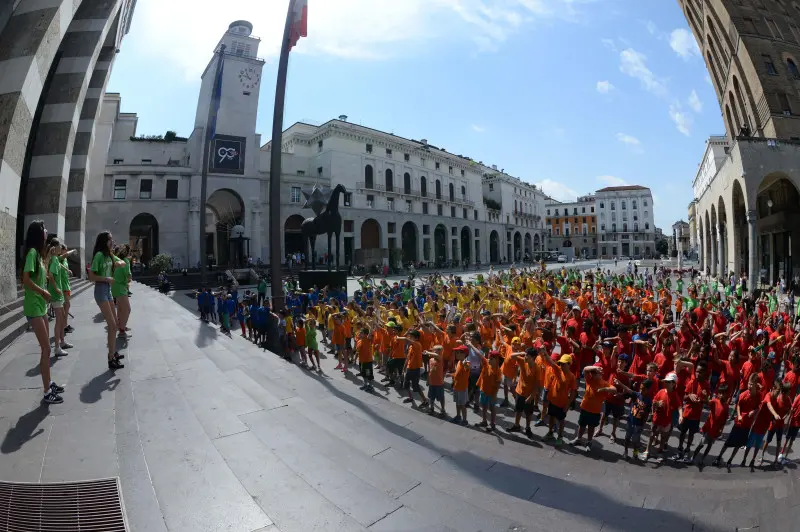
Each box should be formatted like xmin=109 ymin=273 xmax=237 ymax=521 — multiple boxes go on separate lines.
xmin=524 ymin=233 xmax=532 ymax=260
xmin=513 ymin=231 xmax=522 ymax=261
xmin=130 ymin=213 xmax=159 ymax=265
xmin=533 ymin=233 xmax=540 ymax=251
xmin=710 ymin=204 xmax=718 ymax=276
xmin=756 ymin=173 xmax=800 ymax=286
xmin=284 ymin=214 xmax=305 ymax=256
xmin=717 ymin=196 xmax=729 ymax=276
xmin=731 ymin=180 xmax=748 ymax=278
xmin=207 ymin=188 xmax=245 ymax=267
xmin=434 ymin=224 xmax=447 ymax=265
xmin=460 ymin=226 xmax=471 ymax=263
xmin=401 ymin=221 xmax=418 ymax=262
xmin=360 ymin=218 xmax=381 ymax=249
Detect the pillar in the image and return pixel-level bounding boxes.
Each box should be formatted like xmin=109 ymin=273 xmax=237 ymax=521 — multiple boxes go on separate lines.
xmin=717 ymin=225 xmax=725 ymax=278
xmin=678 ymin=239 xmax=683 ymax=269
xmin=188 ymin=196 xmax=200 ymax=267
xmin=748 ymin=210 xmax=758 ymax=293
xmin=250 ymin=199 xmax=262 ymax=263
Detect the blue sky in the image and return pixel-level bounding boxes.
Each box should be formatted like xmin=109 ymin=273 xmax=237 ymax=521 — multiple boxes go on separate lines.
xmin=107 ymin=0 xmax=722 ymax=230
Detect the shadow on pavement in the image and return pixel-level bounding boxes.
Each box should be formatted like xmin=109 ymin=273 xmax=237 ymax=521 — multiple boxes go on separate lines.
xmin=1 ymin=404 xmax=50 ymax=454
xmin=307 ymin=371 xmax=709 ymax=532
xmin=195 ymin=321 xmax=219 ymax=348
xmin=80 ymin=371 xmax=120 ymax=404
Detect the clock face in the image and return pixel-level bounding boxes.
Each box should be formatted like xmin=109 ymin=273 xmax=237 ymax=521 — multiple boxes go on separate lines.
xmin=238 ymin=67 xmax=260 ymax=90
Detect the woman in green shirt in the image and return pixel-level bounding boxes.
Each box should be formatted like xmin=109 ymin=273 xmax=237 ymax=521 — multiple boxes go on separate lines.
xmin=112 ymin=245 xmax=132 ymax=338
xmin=45 ymin=237 xmax=69 ymax=357
xmin=88 ymin=231 xmax=125 ymax=370
xmin=22 ymin=220 xmax=65 ymax=404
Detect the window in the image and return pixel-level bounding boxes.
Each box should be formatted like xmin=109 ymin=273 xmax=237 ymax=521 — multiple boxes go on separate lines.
xmin=645 ymin=222 xmax=650 ymax=230
xmin=421 ymin=177 xmax=427 ymax=197
xmin=367 ymin=194 xmax=375 ymax=208
xmin=291 ymin=186 xmax=302 ymax=203
xmin=489 ymin=183 xmax=494 ymax=191
xmin=743 ymin=17 xmax=758 ymax=35
xmin=764 ymin=54 xmax=778 ymax=75
xmin=474 ymin=229 xmax=479 ymax=237
xmin=230 ymin=40 xmax=251 ymax=57
xmin=582 ymin=207 xmax=585 ymax=213
xmin=365 ymin=165 xmax=374 ymax=188
xmin=462 ymin=208 xmax=467 ymax=219
xmin=423 ymin=225 xmax=430 ymax=235
xmin=601 ymin=224 xmax=606 ymax=231
xmin=138 ymin=179 xmax=152 ymax=199
xmin=166 ymin=179 xmax=178 ymax=199
xmin=779 ymin=92 xmax=792 ymax=114
xmin=573 ymin=208 xmax=578 ymax=215
xmin=634 ymin=223 xmax=639 ymax=231
xmin=435 ymin=180 xmax=442 ymax=199
xmin=317 ymin=166 xmax=323 ymax=177
xmin=297 ymin=170 xmax=305 ymax=176
xmin=141 ymin=159 xmax=152 ymax=164
xmin=643 ymin=199 xmax=648 ymax=206
xmin=406 ymin=200 xmax=412 ymax=213
xmin=765 ymin=18 xmax=783 ymax=39
xmin=547 ymin=209 xmax=551 ymax=215
xmin=633 ymin=215 xmax=638 ymax=221
xmin=632 ymin=200 xmax=637 ymax=209
xmin=451 ymin=227 xmax=457 ymax=236
xmin=448 ymin=184 xmax=454 ymax=202
xmin=317 ymin=140 xmax=323 ymax=152
xmin=344 ymin=193 xmax=352 ymax=206
xmin=421 ymin=158 xmax=426 ymax=167
xmin=611 ymin=202 xmax=615 ymax=210
xmin=644 ymin=210 xmax=649 ymax=217
xmin=460 ymin=169 xmax=465 ymax=177
xmin=344 ymin=220 xmax=354 ymax=232
xmin=113 ymin=179 xmax=126 ymax=199
xmin=621 ymin=201 xmax=626 ymax=210
xmin=591 ymin=206 xmax=595 ymax=213
xmin=554 ymin=208 xmax=559 ymax=216
xmin=423 ymin=202 xmax=429 ymax=214
xmin=366 ymin=143 xmax=373 ymax=153
xmin=474 ymin=210 xmax=478 ymax=220
xmin=461 ymin=185 xmax=466 ymax=199
xmin=611 ymin=212 xmax=617 ymax=221
xmin=612 ymin=223 xmax=616 ymax=232
xmin=599 ymin=202 xmax=604 ymax=208
xmin=387 ymin=198 xmax=394 ymax=210
xmin=789 ymin=59 xmax=800 ymax=79
xmin=385 ymin=168 xmax=394 ymax=191
xmin=113 ymin=159 xmax=123 ymax=164
xmin=450 ymin=206 xmax=456 ymax=217
xmin=448 ymin=166 xmax=453 ymax=175
xmin=435 ymin=162 xmax=440 ymax=170
xmin=388 ymin=222 xmax=396 ymax=233
xmin=386 ymin=148 xmax=392 ymax=157
xmin=437 ymin=204 xmax=443 ymax=216
xmin=556 ymin=228 xmax=560 ymax=236
xmin=404 ymin=153 xmax=410 ymax=162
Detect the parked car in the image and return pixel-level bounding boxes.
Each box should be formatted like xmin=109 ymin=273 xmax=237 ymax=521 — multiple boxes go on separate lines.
xmin=557 ymin=255 xmax=567 ymax=263
xmin=634 ymin=259 xmax=642 ymax=267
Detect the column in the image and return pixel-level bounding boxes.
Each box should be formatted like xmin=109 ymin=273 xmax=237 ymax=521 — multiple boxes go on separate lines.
xmin=678 ymin=239 xmax=683 ymax=269
xmin=748 ymin=210 xmax=758 ymax=293
xmin=250 ymin=199 xmax=263 ymax=263
xmin=718 ymin=224 xmax=725 ymax=278
xmin=188 ymin=197 xmax=200 ymax=267
xmin=697 ymin=229 xmax=703 ymax=268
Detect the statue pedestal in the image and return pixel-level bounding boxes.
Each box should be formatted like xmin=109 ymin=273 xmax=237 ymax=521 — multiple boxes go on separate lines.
xmin=298 ymin=269 xmax=348 ymax=296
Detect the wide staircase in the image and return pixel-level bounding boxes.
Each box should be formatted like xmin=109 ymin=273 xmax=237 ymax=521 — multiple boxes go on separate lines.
xmin=0 ymin=283 xmax=797 ymax=532
xmin=0 ymin=277 xmax=93 ymax=353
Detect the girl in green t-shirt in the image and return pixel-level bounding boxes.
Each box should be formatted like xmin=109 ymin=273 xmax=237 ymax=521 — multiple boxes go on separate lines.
xmin=88 ymin=231 xmax=125 ymax=370
xmin=45 ymin=237 xmax=69 ymax=357
xmin=112 ymin=245 xmax=133 ymax=338
xmin=22 ymin=220 xmax=64 ymax=404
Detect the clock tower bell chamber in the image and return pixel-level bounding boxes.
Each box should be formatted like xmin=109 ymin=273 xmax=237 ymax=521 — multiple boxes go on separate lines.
xmin=193 ymin=20 xmax=264 ymax=150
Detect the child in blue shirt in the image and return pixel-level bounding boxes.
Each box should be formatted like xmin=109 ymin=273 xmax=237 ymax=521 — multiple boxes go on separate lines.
xmin=623 ymin=380 xmax=653 ymax=461
xmin=237 ymin=302 xmax=246 ymax=337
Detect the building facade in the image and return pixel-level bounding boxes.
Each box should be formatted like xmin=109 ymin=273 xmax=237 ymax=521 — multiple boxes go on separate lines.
xmin=672 ymin=220 xmax=691 ymax=258
xmin=678 ymin=1 xmax=800 ymax=288
xmin=0 ymin=0 xmax=137 ymax=306
xmin=84 ymin=20 xmax=551 ymax=271
xmin=545 ymin=195 xmax=598 ymax=260
xmin=595 ymin=186 xmax=656 ymax=259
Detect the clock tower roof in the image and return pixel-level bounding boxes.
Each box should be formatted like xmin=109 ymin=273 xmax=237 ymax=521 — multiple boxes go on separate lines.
xmin=228 ymin=20 xmax=253 ymax=37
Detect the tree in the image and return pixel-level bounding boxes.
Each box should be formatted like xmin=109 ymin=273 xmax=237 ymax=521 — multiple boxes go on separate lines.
xmin=655 ymin=239 xmax=669 ymax=257
xmin=149 ymin=253 xmax=173 ymax=273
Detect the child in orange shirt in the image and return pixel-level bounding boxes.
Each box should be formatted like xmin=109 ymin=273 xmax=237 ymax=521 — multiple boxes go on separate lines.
xmin=465 ymin=339 xmax=503 ymax=432
xmin=424 ymin=345 xmax=447 ymax=416
xmin=332 ymin=314 xmax=346 ymax=372
xmin=355 ymin=327 xmax=375 ymax=392
xmin=295 ymin=317 xmax=308 ymax=368
xmin=508 ymin=348 xmax=543 ymax=437
xmin=397 ymin=330 xmax=428 ymax=409
xmin=448 ymin=345 xmax=471 ymax=425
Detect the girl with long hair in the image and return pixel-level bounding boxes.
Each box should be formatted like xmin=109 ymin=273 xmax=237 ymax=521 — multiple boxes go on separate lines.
xmin=88 ymin=231 xmax=125 ymax=369
xmin=22 ymin=220 xmax=65 ymax=404
xmin=46 ymin=236 xmax=70 ymax=357
xmin=112 ymin=245 xmax=132 ymax=337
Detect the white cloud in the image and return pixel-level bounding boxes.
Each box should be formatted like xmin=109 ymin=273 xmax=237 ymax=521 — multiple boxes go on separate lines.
xmin=616 ymin=133 xmax=640 ymax=146
xmin=597 ymin=175 xmax=628 ymax=187
xmin=596 ymin=80 xmax=615 ymax=94
xmin=669 ymin=103 xmax=693 ymax=136
xmin=535 ymin=179 xmax=578 ymax=203
xmin=688 ymin=89 xmax=703 ymax=113
xmin=669 ymin=28 xmax=700 ymax=60
xmin=645 ymin=20 xmax=657 ymax=35
xmin=619 ymin=48 xmax=667 ymax=97
xmin=471 ymin=124 xmax=486 ymax=132
xmin=129 ymin=0 xmax=593 ymax=77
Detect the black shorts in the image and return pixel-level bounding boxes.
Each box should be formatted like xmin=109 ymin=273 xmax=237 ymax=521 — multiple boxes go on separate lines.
xmin=468 ymin=372 xmax=480 ymax=394
xmin=679 ymin=418 xmax=701 ymax=435
xmin=547 ymin=403 xmax=567 ymax=421
xmin=515 ymin=395 xmax=535 ymax=416
xmin=360 ymin=361 xmax=374 ymax=381
xmin=404 ymin=368 xmax=422 ymax=391
xmin=388 ymin=358 xmax=405 ymax=375
xmin=787 ymin=425 xmax=800 ymax=441
xmin=725 ymin=425 xmax=749 ymax=448
xmin=767 ymin=427 xmax=784 ymax=443
xmin=603 ymin=402 xmax=624 ymax=419
xmin=579 ymin=409 xmax=602 ymax=428
xmin=345 ymin=338 xmax=352 ymax=349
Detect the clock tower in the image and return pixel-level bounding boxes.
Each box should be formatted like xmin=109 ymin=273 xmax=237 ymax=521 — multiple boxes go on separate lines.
xmin=192 ymin=20 xmax=265 ymax=176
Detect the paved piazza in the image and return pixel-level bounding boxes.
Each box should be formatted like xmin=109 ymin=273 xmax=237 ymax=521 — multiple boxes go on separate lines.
xmin=1 ymin=263 xmax=799 ymax=532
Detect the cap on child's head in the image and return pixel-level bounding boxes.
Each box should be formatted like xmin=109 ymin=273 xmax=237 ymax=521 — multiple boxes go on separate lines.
xmin=454 ymin=345 xmax=469 ymax=354
xmin=558 ymin=354 xmax=573 ymax=365
xmin=489 ymin=350 xmax=502 ymax=359
xmin=664 ymin=372 xmax=678 ymax=383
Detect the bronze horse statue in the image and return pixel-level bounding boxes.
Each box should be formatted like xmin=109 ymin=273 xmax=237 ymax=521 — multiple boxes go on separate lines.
xmin=301 ymin=184 xmax=346 ymax=271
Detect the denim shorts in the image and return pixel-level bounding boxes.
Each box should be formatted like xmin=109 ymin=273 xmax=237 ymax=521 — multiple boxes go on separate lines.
xmin=94 ymin=282 xmax=113 ymax=303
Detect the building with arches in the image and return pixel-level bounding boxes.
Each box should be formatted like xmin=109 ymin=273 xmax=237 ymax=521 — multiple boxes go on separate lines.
xmin=678 ymin=1 xmax=800 ymax=288
xmin=0 ymin=0 xmax=137 ymax=306
xmin=545 ymin=195 xmax=598 ymax=260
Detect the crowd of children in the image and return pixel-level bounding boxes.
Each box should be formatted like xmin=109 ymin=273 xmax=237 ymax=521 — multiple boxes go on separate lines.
xmin=197 ymin=264 xmax=800 ymax=471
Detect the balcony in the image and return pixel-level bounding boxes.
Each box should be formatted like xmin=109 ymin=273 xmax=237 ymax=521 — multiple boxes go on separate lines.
xmin=355 ymin=182 xmax=475 ymax=206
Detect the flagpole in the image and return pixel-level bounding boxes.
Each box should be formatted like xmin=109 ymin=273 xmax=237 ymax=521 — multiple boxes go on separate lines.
xmin=268 ymin=0 xmax=297 ymax=311
xmin=199 ymin=45 xmax=226 ymax=285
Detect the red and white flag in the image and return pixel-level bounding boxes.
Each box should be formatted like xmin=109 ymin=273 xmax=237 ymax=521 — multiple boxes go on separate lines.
xmin=289 ymin=0 xmax=308 ymax=49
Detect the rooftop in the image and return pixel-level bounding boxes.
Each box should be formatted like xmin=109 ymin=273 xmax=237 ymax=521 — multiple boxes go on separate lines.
xmin=596 ymin=185 xmax=649 ymax=192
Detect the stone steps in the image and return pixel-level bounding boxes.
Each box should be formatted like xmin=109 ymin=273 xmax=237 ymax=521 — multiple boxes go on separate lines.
xmin=0 ymin=278 xmax=92 ymax=355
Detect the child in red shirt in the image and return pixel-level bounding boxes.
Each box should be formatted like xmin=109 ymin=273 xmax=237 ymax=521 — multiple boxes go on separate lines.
xmin=690 ymin=383 xmax=729 ymax=471
xmin=779 ymin=391 xmax=800 ymax=463
xmin=713 ymin=375 xmax=761 ymax=469
xmin=758 ymin=382 xmax=792 ymax=467
xmin=740 ymin=381 xmax=783 ymax=472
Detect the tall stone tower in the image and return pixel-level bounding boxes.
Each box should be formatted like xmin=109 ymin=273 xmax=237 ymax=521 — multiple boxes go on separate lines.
xmin=677 ymin=0 xmax=800 ymax=139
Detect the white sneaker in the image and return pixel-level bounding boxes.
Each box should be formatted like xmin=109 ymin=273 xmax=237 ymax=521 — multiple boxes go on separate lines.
xmin=60 ymin=342 xmax=73 ymax=349
xmin=54 ymin=346 xmax=67 ymax=356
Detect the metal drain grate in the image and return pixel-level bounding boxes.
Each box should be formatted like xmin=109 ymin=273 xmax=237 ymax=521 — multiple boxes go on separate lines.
xmin=0 ymin=477 xmax=127 ymax=531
